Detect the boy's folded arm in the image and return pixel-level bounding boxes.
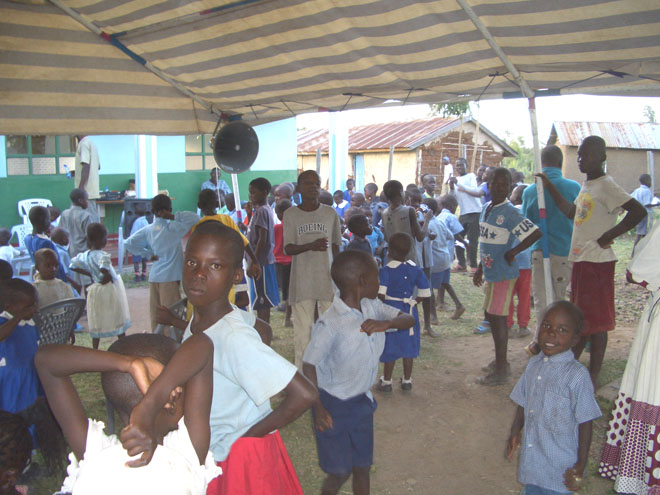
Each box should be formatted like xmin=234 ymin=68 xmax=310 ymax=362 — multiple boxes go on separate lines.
xmin=123 ymin=333 xmax=215 ymax=467
xmin=34 ymin=345 xmax=140 ymax=460
xmin=241 ymin=372 xmax=318 ymax=438
xmin=505 ymin=228 xmax=541 ymax=262
xmin=598 ymin=198 xmax=647 ymax=247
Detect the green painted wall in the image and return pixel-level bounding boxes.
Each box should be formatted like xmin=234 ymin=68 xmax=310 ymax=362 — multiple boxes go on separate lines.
xmin=1 ymin=169 xmax=296 ymax=236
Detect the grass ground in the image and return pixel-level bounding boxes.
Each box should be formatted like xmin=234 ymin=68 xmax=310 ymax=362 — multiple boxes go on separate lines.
xmin=28 ymin=232 xmax=645 ymax=494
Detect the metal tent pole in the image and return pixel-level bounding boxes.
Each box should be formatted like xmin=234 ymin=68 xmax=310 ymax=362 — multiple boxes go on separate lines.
xmin=457 ymin=0 xmax=554 ymax=307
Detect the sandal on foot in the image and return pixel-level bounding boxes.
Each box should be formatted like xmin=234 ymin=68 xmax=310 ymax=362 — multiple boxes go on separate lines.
xmin=400 ymin=378 xmax=413 ymax=391
xmin=473 ymin=322 xmax=491 ymax=334
xmin=476 ymin=372 xmax=509 ymax=386
xmin=450 ymin=306 xmax=465 ymax=320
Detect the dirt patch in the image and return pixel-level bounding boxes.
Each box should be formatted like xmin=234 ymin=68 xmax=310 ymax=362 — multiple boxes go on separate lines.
xmin=371 ymin=323 xmax=637 ymax=495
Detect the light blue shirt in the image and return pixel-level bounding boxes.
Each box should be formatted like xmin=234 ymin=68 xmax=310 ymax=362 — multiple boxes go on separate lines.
xmin=437 ymin=209 xmax=464 ymax=236
xmin=129 ymin=215 xmax=150 ymax=236
xmin=201 ymin=179 xmax=231 ymax=195
xmin=183 ymin=308 xmax=296 ymax=462
xmin=510 ymin=350 xmax=601 ymax=493
xmin=124 ymin=211 xmax=199 ymax=283
xmin=366 ymin=226 xmax=384 ymax=254
xmin=428 ymin=217 xmax=454 ymax=273
xmin=522 ymin=167 xmax=581 ymax=256
xmin=303 ymin=297 xmax=401 ymax=401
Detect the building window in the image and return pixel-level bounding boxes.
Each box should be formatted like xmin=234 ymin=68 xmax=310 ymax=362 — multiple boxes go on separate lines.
xmin=185 ymin=134 xmax=215 ymax=171
xmin=5 ymin=135 xmax=76 ymax=176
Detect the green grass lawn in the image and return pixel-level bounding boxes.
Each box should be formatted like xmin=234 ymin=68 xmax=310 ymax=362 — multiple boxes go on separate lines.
xmin=29 ymin=232 xmax=643 ymax=494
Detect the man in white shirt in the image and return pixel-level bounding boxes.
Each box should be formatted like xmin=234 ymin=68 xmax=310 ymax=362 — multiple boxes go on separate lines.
xmin=447 ymin=158 xmax=483 ymax=273
xmin=75 ymin=135 xmax=101 ymax=222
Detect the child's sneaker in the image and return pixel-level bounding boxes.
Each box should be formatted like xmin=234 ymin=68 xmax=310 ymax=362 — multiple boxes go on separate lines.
xmin=400 ymin=378 xmax=413 ymax=391
xmin=376 ymin=377 xmax=392 ymax=392
xmin=473 ymin=320 xmax=491 ymax=334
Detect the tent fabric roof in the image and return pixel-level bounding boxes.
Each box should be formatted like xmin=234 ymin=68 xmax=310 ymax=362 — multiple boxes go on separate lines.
xmin=2 ymin=0 xmax=660 ymax=135
xmin=551 ymin=121 xmax=660 ymax=150
xmin=298 ymin=116 xmax=516 ymax=156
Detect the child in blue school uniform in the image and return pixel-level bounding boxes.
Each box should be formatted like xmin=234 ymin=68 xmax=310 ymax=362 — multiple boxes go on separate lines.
xmin=303 ymin=249 xmax=414 ymax=495
xmin=24 ymin=206 xmax=68 ymax=283
xmin=376 ymin=232 xmax=430 ymax=392
xmin=125 ymin=194 xmax=199 ymax=331
xmin=506 ymin=301 xmax=601 ymax=495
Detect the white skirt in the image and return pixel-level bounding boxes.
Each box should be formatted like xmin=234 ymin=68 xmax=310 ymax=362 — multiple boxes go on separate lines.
xmin=86 ymin=277 xmax=131 ymax=338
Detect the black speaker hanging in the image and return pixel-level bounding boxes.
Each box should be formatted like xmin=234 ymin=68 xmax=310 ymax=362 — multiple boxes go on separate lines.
xmin=212 ymin=121 xmax=259 ymax=174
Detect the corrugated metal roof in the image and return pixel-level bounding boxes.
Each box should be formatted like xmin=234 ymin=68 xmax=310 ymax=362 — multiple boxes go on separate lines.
xmin=298 ymin=116 xmax=516 ymax=156
xmin=552 ymin=121 xmax=660 ymax=150
xmin=298 ymin=116 xmax=456 ymax=153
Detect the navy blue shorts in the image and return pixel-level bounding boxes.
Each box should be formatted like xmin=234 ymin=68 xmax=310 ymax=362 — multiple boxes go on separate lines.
xmin=313 ymin=389 xmax=376 ymax=475
xmin=430 ymin=269 xmax=450 ymax=288
xmin=249 ymin=263 xmax=280 ymax=310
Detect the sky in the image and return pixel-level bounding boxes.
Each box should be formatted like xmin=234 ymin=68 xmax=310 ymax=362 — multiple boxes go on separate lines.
xmin=296 ymin=95 xmax=660 ymax=148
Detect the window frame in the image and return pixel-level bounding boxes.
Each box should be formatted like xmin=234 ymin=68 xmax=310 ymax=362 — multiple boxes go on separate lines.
xmin=184 ymin=134 xmax=215 ymax=171
xmin=5 ymin=135 xmax=76 ymax=176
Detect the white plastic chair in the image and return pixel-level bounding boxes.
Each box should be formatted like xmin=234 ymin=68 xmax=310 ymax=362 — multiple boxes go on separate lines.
xmin=17 ymin=198 xmax=53 ymax=225
xmin=10 ymin=224 xmax=34 ymax=279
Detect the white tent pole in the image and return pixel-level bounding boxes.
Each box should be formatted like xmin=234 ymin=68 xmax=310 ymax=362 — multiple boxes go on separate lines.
xmin=457 ymin=0 xmax=553 ymax=307
xmin=231 ymin=174 xmax=242 ymax=223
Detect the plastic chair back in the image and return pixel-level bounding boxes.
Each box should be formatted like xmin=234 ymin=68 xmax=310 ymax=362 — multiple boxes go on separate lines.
xmin=10 ymin=224 xmax=32 ymax=250
xmin=153 ymin=298 xmax=187 ymax=343
xmin=33 ymin=298 xmax=86 ymax=346
xmin=18 ymin=198 xmax=53 ymax=225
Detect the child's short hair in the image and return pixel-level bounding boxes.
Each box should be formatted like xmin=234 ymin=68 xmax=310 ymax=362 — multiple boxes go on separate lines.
xmin=0 ymin=227 xmax=11 ymax=246
xmin=330 ymin=249 xmax=375 ymax=292
xmin=151 ymin=194 xmax=172 ymax=214
xmin=345 ymin=178 xmax=355 ymax=187
xmin=343 ymin=206 xmax=360 ymax=223
xmin=34 ymin=247 xmax=57 ymax=267
xmin=351 ymin=193 xmax=365 ymax=205
xmin=440 ymin=194 xmax=457 ymax=211
xmin=488 ymin=167 xmax=512 ymax=187
xmin=189 ymin=221 xmax=244 ymax=269
xmin=2 ymin=278 xmax=37 ymax=306
xmin=0 ymin=260 xmax=12 ymax=281
xmin=297 ymin=169 xmax=320 ymax=184
xmin=383 ymin=180 xmax=403 ymax=201
xmin=87 ymin=223 xmax=107 ymax=246
xmin=198 ymin=189 xmax=219 ymax=212
xmin=364 ymin=183 xmax=378 ymax=196
xmin=541 ymin=145 xmax=563 ymax=167
xmin=319 ymin=190 xmax=333 ymax=206
xmin=70 ymin=188 xmax=87 ymax=204
xmin=47 ymin=206 xmax=60 ymax=221
xmin=275 ymin=199 xmax=292 ymax=216
xmin=347 ymin=214 xmax=368 ymax=235
xmin=0 ymin=408 xmax=32 ymax=479
xmin=101 ymin=334 xmax=179 ymax=418
xmin=249 ymin=177 xmax=272 ymax=194
xmin=422 ymin=197 xmax=438 ymax=214
xmin=542 ymin=300 xmax=584 ymax=336
xmin=28 ymin=206 xmax=49 ymax=231
xmin=388 ymin=232 xmax=412 ymax=259
xmin=639 ymin=173 xmax=652 ymax=187
xmin=224 ymin=192 xmax=236 ymax=212
xmin=50 ymin=227 xmax=68 ymax=246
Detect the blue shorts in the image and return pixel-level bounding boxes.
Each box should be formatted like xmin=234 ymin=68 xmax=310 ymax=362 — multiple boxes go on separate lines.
xmin=249 ymin=263 xmax=280 ymax=310
xmin=313 ymin=389 xmax=376 ymax=475
xmin=430 ymin=269 xmax=450 ymax=288
xmin=522 ymin=484 xmax=569 ymax=495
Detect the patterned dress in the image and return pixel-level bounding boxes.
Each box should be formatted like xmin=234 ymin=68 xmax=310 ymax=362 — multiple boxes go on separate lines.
xmin=599 ymin=221 xmax=660 ymax=494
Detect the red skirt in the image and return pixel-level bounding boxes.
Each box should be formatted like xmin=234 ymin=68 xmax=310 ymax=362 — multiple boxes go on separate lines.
xmin=570 ymin=260 xmax=616 ymax=335
xmin=206 ymin=431 xmax=303 ymax=495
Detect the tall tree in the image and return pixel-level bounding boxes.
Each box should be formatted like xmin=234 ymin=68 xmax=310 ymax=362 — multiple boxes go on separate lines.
xmin=502 ymin=136 xmax=534 ymax=182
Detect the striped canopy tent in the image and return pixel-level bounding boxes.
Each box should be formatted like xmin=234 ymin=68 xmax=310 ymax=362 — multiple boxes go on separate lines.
xmin=1 ymin=0 xmax=660 ymax=136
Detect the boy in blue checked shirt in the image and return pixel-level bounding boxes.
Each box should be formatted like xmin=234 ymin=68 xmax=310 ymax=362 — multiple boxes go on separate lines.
xmin=125 ymin=194 xmax=199 ymax=330
xmin=473 ymin=168 xmax=541 ymax=385
xmin=303 ymin=250 xmax=414 ymax=495
xmin=506 ymin=301 xmax=601 ymax=495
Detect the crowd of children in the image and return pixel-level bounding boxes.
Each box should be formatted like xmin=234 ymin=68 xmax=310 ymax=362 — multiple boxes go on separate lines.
xmin=0 ymin=133 xmax=654 ymax=495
